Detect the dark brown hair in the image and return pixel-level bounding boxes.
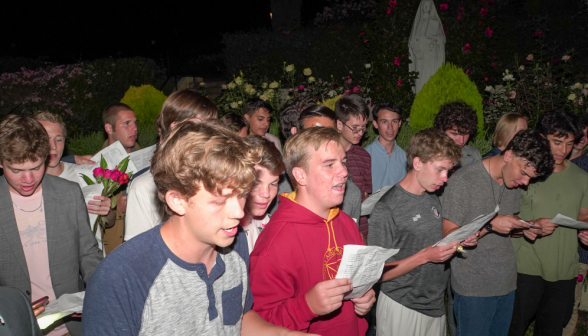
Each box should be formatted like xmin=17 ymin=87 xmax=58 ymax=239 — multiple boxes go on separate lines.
xmin=0 ymin=115 xmax=50 ymax=164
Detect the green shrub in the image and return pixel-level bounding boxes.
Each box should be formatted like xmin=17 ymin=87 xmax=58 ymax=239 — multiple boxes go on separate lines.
xmin=137 ymin=123 xmax=159 ymax=148
xmin=121 ymin=85 xmax=167 ymax=126
xmin=67 ymin=131 xmax=104 ymax=156
xmin=409 ymin=63 xmax=484 ymax=135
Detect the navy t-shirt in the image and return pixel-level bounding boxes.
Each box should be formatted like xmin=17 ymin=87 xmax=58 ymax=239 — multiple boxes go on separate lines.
xmin=82 ymin=224 xmax=253 ymax=335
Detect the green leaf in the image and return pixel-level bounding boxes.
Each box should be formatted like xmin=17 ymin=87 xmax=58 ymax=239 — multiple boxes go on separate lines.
xmin=81 ymin=174 xmax=96 ymax=185
xmin=100 ymin=155 xmax=107 ymax=170
xmin=117 ymin=156 xmax=130 ymax=173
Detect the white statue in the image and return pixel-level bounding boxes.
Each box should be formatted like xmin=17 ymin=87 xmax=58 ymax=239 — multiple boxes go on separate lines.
xmin=409 ymin=0 xmax=446 ymax=93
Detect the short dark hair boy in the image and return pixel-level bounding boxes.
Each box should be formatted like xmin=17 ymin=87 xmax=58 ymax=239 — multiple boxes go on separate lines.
xmin=434 ymin=102 xmax=481 ymax=167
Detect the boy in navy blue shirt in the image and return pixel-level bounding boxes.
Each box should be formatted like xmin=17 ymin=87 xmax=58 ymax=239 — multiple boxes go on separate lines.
xmin=83 ymin=121 xmax=309 ymax=336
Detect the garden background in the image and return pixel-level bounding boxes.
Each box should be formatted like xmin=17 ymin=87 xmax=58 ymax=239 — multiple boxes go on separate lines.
xmin=2 ymin=0 xmax=588 ymax=333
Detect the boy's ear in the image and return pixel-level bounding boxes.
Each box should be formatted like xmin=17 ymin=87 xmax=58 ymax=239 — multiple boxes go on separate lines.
xmin=104 ymin=123 xmax=113 ymax=135
xmin=292 ymin=167 xmax=307 ymax=187
xmin=336 ymin=120 xmax=344 ymax=132
xmin=244 ymin=114 xmax=251 ymax=122
xmin=413 ymin=157 xmax=423 ymax=172
xmin=372 ymin=120 xmax=379 ymax=130
xmin=503 ymin=149 xmax=513 ymax=163
xmin=291 ymin=126 xmax=298 ymax=135
xmin=166 ymin=190 xmax=186 ymax=216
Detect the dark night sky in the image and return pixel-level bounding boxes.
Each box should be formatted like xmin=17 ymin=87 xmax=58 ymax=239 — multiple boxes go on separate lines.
xmin=1 ymin=0 xmax=327 ymax=65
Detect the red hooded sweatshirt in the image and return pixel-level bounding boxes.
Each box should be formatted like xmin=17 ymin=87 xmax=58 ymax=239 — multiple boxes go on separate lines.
xmin=249 ymin=193 xmax=368 ymax=335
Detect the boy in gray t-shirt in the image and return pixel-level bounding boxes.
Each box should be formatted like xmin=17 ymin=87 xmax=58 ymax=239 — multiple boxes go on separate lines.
xmin=441 ymin=130 xmax=553 ymax=336
xmin=368 ymin=128 xmax=461 ymax=336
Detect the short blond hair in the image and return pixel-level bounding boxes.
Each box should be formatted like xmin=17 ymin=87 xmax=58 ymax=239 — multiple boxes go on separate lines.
xmin=493 ymin=113 xmax=527 ymax=148
xmin=283 ymin=127 xmax=341 ymax=190
xmin=0 ymin=115 xmax=50 ymax=164
xmin=151 ymin=120 xmax=261 ymax=215
xmin=32 ymin=111 xmax=67 ymax=138
xmin=406 ymin=128 xmax=461 ymax=171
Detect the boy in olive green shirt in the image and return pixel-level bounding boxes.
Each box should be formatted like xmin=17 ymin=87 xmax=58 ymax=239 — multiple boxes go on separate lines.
xmin=509 ymin=111 xmax=588 ymax=336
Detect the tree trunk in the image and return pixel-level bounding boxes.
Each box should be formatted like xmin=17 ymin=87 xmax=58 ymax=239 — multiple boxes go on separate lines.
xmin=270 ymin=0 xmax=303 ymax=31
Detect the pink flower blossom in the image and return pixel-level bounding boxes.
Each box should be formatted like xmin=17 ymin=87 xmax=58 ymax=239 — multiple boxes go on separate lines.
xmin=439 ymin=4 xmax=448 ymax=11
xmin=363 ymin=40 xmax=368 ymax=43
xmin=492 ymin=63 xmax=497 ymax=67
xmin=298 ymin=85 xmax=305 ymax=90
xmin=397 ymin=78 xmax=402 ymax=86
xmin=466 ymin=69 xmax=471 ymax=75
xmin=458 ymin=7 xmax=465 ymax=14
xmin=394 ymin=57 xmax=401 ymax=66
xmin=579 ymin=274 xmax=585 ymax=282
xmin=110 ymin=169 xmax=122 ymax=182
xmin=480 ymin=8 xmax=488 ymax=16
xmin=117 ymin=174 xmax=129 ymax=185
xmin=562 ymin=55 xmax=571 ymax=61
xmin=526 ymin=54 xmax=533 ymax=61
xmin=103 ymin=169 xmax=112 ymax=179
xmin=344 ymin=89 xmax=351 ymax=95
xmin=485 ymin=27 xmax=493 ymax=37
xmin=346 ymin=78 xmax=352 ymax=85
xmin=360 ymin=32 xmax=365 ymax=36
xmin=462 ymin=43 xmax=471 ymax=52
xmin=509 ymin=91 xmax=516 ymax=99
xmin=534 ymin=30 xmax=544 ymax=37
xmin=352 ymin=86 xmax=361 ymax=93
xmin=376 ymin=87 xmax=380 ymax=90
xmin=93 ymin=167 xmax=104 ymax=178
xmin=485 ymin=77 xmax=489 ymax=81
xmin=478 ymin=21 xmax=482 ymax=26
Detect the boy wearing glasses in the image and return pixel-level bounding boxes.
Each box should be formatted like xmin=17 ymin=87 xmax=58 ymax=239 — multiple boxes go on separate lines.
xmin=365 ymin=102 xmax=407 ymax=192
xmin=335 ymin=94 xmax=372 ymax=237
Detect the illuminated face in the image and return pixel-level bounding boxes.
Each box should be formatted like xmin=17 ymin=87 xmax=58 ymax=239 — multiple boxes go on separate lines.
xmin=301 ymin=116 xmax=336 ymax=129
xmin=1 ymin=158 xmax=45 ymax=197
xmin=373 ymin=110 xmax=402 ymax=143
xmin=109 ymin=110 xmax=138 ymax=150
xmin=246 ymin=108 xmax=271 ymax=137
xmin=414 ymin=158 xmax=454 ymax=192
xmin=501 ymin=154 xmax=538 ymax=188
xmin=444 ymin=126 xmax=470 ymax=148
xmin=337 ymin=115 xmax=368 ymax=146
xmin=546 ymin=133 xmax=574 ymax=165
xmin=298 ymin=141 xmax=348 ymax=210
xmin=39 ymin=121 xmax=65 ymax=169
xmin=181 ymin=186 xmax=246 ymax=248
xmin=244 ymin=165 xmax=279 ymax=217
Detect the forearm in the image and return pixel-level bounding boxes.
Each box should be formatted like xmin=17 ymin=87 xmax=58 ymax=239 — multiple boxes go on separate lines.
xmin=241 ymin=310 xmax=295 ymax=336
xmin=380 ymin=251 xmax=426 ymax=282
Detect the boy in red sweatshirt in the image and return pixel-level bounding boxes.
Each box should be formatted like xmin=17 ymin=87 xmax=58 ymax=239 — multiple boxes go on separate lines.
xmin=249 ymin=126 xmax=375 ymax=335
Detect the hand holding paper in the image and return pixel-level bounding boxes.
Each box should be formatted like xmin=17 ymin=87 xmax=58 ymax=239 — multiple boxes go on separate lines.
xmin=335 ymin=245 xmax=399 ymax=299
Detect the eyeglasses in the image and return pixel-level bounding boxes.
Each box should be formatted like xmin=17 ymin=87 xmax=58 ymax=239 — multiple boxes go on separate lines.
xmin=342 ymin=122 xmax=367 ymax=134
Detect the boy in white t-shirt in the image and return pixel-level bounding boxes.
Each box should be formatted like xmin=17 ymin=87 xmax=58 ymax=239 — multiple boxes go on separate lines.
xmin=33 ymin=111 xmax=111 ymax=251
xmin=240 ymin=135 xmax=285 ymax=253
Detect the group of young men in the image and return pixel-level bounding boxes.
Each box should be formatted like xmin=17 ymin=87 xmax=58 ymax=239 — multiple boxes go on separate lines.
xmin=1 ymin=89 xmax=588 ymax=336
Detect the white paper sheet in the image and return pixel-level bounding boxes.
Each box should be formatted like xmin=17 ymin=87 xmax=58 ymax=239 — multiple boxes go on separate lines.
xmin=75 ymin=141 xmax=138 ymax=186
xmin=550 ymin=213 xmax=588 ymax=230
xmin=37 ymin=292 xmax=85 ymax=330
xmin=361 ymin=185 xmax=394 ymax=216
xmin=81 ymin=184 xmax=104 ymax=252
xmin=129 ymin=145 xmax=156 ymax=172
xmin=434 ymin=205 xmax=500 ymax=247
xmin=335 ymin=245 xmax=400 ymax=299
